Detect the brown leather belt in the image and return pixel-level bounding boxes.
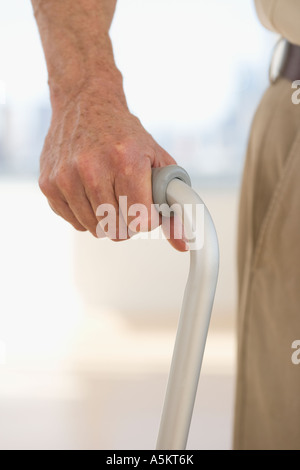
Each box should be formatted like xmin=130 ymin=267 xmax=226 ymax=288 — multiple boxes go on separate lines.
xmin=281 ymin=42 xmax=300 ymax=81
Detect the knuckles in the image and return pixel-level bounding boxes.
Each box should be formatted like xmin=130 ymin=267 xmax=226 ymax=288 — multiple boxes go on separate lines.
xmin=111 ymin=140 xmax=154 ymax=177
xmin=38 ymin=137 xmax=156 ymax=205
xmin=54 ymin=170 xmax=73 ymax=195
xmin=39 ymin=166 xmax=74 ymax=198
xmin=74 ymin=153 xmax=91 ymax=177
xmin=38 ymin=175 xmax=55 ymax=199
xmin=74 ymin=153 xmax=106 ymax=189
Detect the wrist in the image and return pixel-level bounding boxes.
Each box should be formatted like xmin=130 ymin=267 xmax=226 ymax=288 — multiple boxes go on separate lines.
xmin=32 ymin=0 xmax=123 ymax=111
xmin=49 ymin=64 xmax=128 ymax=112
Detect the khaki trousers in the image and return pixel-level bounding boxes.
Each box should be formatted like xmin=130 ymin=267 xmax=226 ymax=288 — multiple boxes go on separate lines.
xmin=234 ymin=77 xmax=300 ymax=450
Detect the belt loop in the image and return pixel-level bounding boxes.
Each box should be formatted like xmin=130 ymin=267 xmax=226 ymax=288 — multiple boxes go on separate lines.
xmin=269 ymin=37 xmax=290 ymax=84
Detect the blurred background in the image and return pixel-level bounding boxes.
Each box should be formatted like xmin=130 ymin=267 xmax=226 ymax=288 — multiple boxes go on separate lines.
xmin=0 ymin=0 xmax=277 ymax=450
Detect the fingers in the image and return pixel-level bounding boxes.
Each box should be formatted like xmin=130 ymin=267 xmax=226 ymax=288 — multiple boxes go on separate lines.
xmin=112 ymin=142 xmax=175 ymax=235
xmin=76 ymin=161 xmax=128 ymax=241
xmin=162 ymin=214 xmax=189 ymax=252
xmin=85 ymin=179 xmax=129 ymax=241
xmin=46 ymin=177 xmax=189 ymax=252
xmin=39 ymin=132 xmax=185 ymax=250
xmin=40 ymin=163 xmax=130 ymax=240
xmin=115 ymin=163 xmax=189 ymax=252
xmin=40 ymin=171 xmax=99 ymax=236
xmin=48 ymin=198 xmax=87 ymax=232
xmin=115 ymin=161 xmax=157 ymax=235
xmin=167 ymin=237 xmax=189 ymax=252
xmin=57 ymin=173 xmax=99 ymax=237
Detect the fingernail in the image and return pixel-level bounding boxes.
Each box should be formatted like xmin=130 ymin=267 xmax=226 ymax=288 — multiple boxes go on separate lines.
xmin=184 ymin=241 xmax=190 ymax=251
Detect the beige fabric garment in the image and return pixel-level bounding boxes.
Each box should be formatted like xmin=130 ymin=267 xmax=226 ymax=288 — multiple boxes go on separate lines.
xmin=255 ymin=0 xmax=300 ymax=45
xmin=234 ymin=75 xmax=300 ymax=449
xmin=234 ymin=1 xmax=300 ymax=450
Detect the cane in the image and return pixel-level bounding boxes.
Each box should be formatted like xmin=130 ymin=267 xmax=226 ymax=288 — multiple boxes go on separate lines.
xmin=152 ymin=165 xmax=219 ymax=450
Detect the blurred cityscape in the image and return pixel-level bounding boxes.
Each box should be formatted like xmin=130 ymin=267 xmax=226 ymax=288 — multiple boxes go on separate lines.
xmin=0 ymin=102 xmax=50 ymax=176
xmin=0 ymin=62 xmax=269 ymax=185
xmin=153 ymin=63 xmax=270 ymax=186
xmin=0 ymin=0 xmax=276 ymax=186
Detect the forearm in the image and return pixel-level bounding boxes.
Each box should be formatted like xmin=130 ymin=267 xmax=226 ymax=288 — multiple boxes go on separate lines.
xmin=31 ymin=0 xmax=126 ymax=108
xmin=32 ymin=1 xmax=182 ymax=250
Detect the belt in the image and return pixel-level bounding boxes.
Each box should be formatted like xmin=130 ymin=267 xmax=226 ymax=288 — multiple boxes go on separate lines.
xmin=269 ymin=38 xmax=300 ymax=84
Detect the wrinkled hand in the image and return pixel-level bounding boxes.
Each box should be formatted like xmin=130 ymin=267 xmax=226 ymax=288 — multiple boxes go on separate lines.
xmin=39 ymin=84 xmax=188 ymax=251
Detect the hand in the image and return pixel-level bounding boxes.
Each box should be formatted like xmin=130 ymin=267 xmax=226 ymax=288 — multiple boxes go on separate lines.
xmin=39 ymin=82 xmax=188 ymax=252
